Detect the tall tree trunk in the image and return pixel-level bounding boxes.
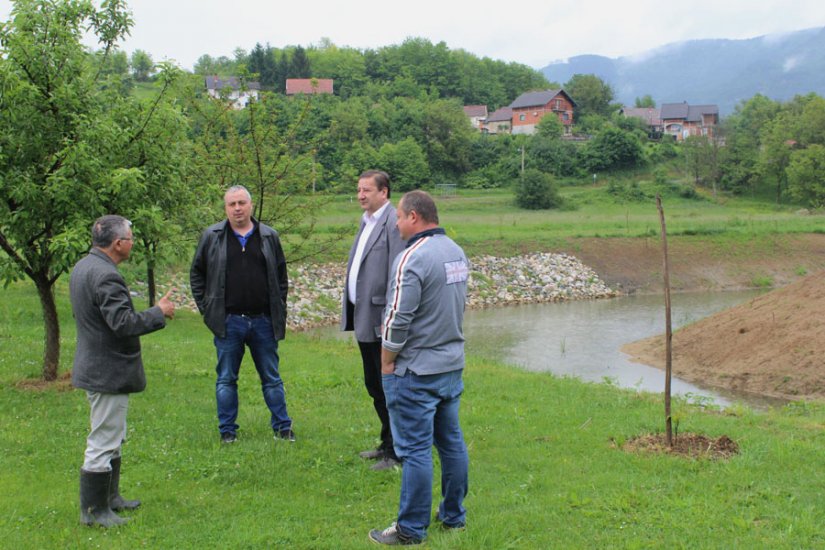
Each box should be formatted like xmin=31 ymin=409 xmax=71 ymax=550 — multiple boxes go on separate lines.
xmin=34 ymin=275 xmax=60 ymax=381
xmin=145 ymin=240 xmax=156 ymax=306
xmin=147 ymin=264 xmax=156 ymax=307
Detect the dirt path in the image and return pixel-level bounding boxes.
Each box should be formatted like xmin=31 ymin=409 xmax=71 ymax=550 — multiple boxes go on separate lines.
xmin=573 ymin=234 xmax=825 ymax=401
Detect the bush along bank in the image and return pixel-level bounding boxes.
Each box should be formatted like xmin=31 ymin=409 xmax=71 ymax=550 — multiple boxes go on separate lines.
xmin=155 ymin=252 xmax=618 ymax=331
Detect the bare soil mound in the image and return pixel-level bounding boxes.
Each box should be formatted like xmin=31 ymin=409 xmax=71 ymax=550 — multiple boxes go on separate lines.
xmin=559 ymin=234 xmax=825 ymax=294
xmin=622 ymin=433 xmax=739 ymax=459
xmin=622 ymin=272 xmax=825 ymax=401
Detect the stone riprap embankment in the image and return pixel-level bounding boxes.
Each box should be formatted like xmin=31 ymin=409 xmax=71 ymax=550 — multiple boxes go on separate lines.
xmin=156 ymin=252 xmax=617 ymax=331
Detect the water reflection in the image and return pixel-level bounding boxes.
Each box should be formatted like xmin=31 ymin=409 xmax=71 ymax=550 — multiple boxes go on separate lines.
xmin=463 ymin=290 xmax=784 ymax=409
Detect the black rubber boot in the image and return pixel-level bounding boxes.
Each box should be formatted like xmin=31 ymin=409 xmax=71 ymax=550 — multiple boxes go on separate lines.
xmin=79 ymin=469 xmax=128 ymax=527
xmin=109 ymin=457 xmax=140 ymax=511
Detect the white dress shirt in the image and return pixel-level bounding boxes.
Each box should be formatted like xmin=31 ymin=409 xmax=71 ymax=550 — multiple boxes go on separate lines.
xmin=348 ymin=201 xmax=390 ymax=304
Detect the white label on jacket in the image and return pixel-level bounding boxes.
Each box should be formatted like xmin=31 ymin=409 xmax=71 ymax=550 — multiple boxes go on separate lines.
xmin=444 ymin=260 xmax=469 ymax=285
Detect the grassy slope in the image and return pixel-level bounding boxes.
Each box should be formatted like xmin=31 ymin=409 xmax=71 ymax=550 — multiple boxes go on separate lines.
xmin=1 ymin=282 xmax=824 ymax=548
xmin=300 ymin=183 xmax=825 ymax=263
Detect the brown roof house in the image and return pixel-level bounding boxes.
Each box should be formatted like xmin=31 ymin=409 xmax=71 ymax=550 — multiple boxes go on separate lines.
xmin=510 ymin=89 xmax=576 ymax=135
xmin=486 ymin=107 xmax=513 ymax=135
xmin=285 ymin=78 xmax=334 ymax=95
xmin=463 ymin=105 xmax=488 ymax=131
xmin=660 ymin=102 xmax=719 ymax=141
xmin=205 ymin=76 xmax=260 ymax=109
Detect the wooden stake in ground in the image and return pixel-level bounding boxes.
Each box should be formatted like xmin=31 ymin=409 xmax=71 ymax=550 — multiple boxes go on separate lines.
xmin=656 ymin=195 xmax=673 ymax=447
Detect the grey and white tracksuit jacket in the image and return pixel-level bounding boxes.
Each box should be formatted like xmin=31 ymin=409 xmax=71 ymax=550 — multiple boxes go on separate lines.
xmin=382 ymin=229 xmax=470 ymax=377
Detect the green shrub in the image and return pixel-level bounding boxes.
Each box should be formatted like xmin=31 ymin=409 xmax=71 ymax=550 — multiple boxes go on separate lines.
xmin=515 ymin=169 xmax=562 ymax=209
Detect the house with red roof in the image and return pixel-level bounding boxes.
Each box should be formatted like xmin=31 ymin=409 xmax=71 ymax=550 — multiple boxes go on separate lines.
xmin=285 ymin=78 xmax=334 ymax=95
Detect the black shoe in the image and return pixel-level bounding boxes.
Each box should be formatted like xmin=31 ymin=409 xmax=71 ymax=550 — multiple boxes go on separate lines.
xmin=438 ymin=520 xmax=466 ymax=531
xmin=220 ymin=432 xmax=237 ymax=444
xmin=359 ymin=448 xmax=384 ymax=460
xmin=368 ymin=522 xmax=422 ymax=545
xmin=275 ymin=428 xmax=296 ymax=442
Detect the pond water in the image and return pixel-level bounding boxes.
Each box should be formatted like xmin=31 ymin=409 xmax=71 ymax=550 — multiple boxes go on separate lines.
xmin=319 ymin=290 xmax=786 ymax=410
xmin=463 ymin=290 xmax=784 ymax=409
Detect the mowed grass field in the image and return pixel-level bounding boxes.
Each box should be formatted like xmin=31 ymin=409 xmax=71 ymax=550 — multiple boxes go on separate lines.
xmin=1 ymin=259 xmax=824 ymax=548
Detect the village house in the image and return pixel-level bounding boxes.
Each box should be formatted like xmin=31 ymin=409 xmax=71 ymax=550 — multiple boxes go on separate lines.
xmin=462 ymin=105 xmax=488 ymax=131
xmin=205 ymin=76 xmax=260 ymax=109
xmin=285 ymin=78 xmax=334 ymax=95
xmin=659 ymin=102 xmax=719 ymax=141
xmin=619 ymin=106 xmax=664 ymax=138
xmin=486 ymin=106 xmax=513 ymax=135
xmin=510 ymin=89 xmax=576 ymax=135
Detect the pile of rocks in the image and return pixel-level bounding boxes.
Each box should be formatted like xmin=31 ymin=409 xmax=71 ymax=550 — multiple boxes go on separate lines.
xmin=149 ymin=252 xmax=617 ymax=332
xmin=468 ymin=253 xmax=617 ymax=308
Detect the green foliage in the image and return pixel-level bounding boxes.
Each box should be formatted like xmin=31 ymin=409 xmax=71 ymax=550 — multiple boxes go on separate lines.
xmin=289 ymin=45 xmax=311 ymax=78
xmin=188 ymin=91 xmax=349 ymax=262
xmin=130 ymin=49 xmax=153 ymax=81
xmin=0 ymin=0 xmax=186 ymax=379
xmin=376 ymin=137 xmax=431 ymax=191
xmin=646 ymin=139 xmax=678 ymax=163
xmin=536 ymin=113 xmax=564 ymax=138
xmin=787 ymin=144 xmax=825 ymax=207
xmin=751 ymin=274 xmax=774 ymax=287
xmin=526 ymin=136 xmax=583 ymax=177
xmin=634 ymin=94 xmax=656 ymax=108
xmin=515 ymin=169 xmax=562 ymax=209
xmin=606 ymin=180 xmax=650 ymax=202
xmin=246 ymin=42 xmax=278 ymax=90
xmin=573 ymin=113 xmax=610 ymax=136
xmin=565 ymin=74 xmax=617 ymax=118
xmin=582 ymin=127 xmax=645 ymax=171
xmin=718 ymin=94 xmax=781 ymax=195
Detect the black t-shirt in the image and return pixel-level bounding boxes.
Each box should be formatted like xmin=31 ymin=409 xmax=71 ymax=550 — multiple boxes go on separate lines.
xmin=224 ymin=226 xmax=270 ymax=315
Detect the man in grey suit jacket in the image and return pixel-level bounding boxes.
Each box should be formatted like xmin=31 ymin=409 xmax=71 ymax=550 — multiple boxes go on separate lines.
xmin=71 ymin=215 xmax=175 ymax=527
xmin=341 ymin=170 xmax=406 ymax=471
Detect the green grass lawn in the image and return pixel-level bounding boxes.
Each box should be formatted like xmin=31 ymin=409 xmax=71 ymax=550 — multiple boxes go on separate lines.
xmin=1 ymin=283 xmax=824 ymax=548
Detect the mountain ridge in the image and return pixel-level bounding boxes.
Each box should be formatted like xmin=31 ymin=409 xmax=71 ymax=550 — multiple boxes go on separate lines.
xmin=540 ymin=27 xmax=825 ymax=115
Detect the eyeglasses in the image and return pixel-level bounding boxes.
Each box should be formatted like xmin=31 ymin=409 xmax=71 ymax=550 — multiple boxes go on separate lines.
xmin=119 ymin=237 xmax=133 ymax=242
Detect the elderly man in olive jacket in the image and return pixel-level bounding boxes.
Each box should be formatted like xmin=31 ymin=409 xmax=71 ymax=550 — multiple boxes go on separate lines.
xmin=71 ymin=215 xmax=175 ymax=528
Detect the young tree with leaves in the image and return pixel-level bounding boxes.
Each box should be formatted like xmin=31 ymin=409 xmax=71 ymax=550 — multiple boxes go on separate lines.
xmin=0 ymin=0 xmax=183 ymax=380
xmin=189 ymin=91 xmax=348 ymax=262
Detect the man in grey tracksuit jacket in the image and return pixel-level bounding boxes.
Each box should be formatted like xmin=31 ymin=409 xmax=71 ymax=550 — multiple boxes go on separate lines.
xmin=369 ymin=190 xmax=470 ymax=545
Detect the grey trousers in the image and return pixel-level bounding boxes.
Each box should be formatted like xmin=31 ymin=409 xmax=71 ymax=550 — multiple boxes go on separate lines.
xmin=83 ymin=391 xmax=128 ymax=472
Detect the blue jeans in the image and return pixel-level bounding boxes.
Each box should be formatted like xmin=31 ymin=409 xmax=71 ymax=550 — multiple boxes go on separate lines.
xmin=382 ymin=369 xmax=468 ymax=541
xmin=214 ymin=314 xmax=291 ymax=434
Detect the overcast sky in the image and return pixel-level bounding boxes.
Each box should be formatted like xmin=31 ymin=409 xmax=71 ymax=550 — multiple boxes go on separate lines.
xmin=2 ymin=0 xmax=825 ymax=70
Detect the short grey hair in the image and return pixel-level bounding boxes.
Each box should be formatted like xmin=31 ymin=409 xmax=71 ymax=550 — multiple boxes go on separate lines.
xmin=225 ymin=185 xmax=252 ymax=202
xmin=399 ymin=190 xmax=439 ymax=224
xmin=92 ymin=215 xmax=131 ymax=248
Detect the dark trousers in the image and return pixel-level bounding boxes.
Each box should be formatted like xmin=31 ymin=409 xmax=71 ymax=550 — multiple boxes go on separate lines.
xmin=358 ymin=340 xmax=397 ymax=460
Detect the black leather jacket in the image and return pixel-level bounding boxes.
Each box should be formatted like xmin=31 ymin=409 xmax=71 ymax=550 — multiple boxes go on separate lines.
xmin=190 ymin=219 xmax=288 ymax=339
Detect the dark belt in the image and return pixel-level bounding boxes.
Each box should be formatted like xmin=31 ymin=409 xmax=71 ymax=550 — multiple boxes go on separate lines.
xmin=228 ymin=312 xmax=269 ymax=319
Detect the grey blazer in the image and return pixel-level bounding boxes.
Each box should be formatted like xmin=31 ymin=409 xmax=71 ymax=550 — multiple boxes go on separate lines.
xmin=341 ymin=204 xmax=406 ymax=342
xmin=70 ymin=248 xmax=166 ymax=394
